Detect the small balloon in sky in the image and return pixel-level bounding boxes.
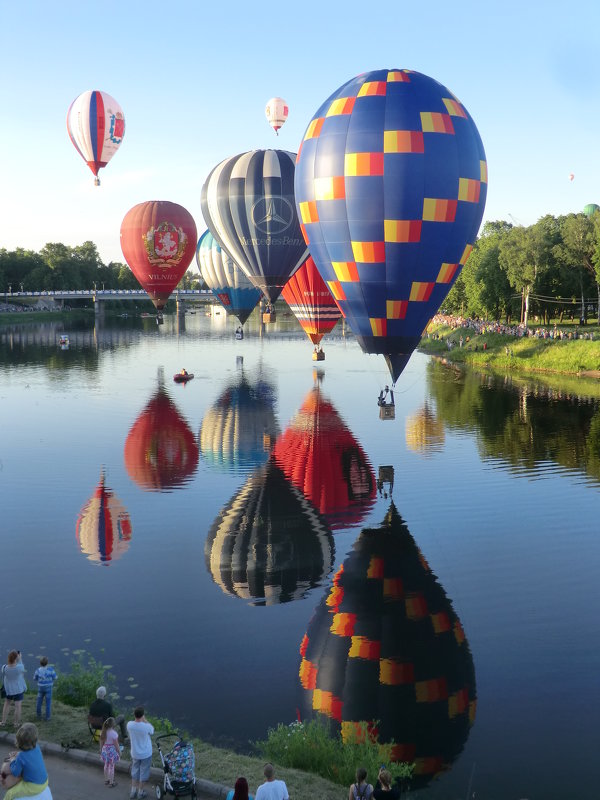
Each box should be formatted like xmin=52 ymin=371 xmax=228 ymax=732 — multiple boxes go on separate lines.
xmin=67 ymin=90 xmax=125 ymax=186
xmin=265 ymin=97 xmax=288 ymax=135
xmin=569 ymin=173 xmax=575 ymax=182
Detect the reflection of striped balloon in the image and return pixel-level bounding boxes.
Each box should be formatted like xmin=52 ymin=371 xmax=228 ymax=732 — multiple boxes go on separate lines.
xmin=204 ymin=458 xmax=334 ymax=605
xmin=299 ymin=504 xmax=476 ymax=788
xmin=282 ymin=257 xmax=342 ymax=345
xmin=199 ymin=373 xmax=279 ymax=473
xmin=76 ymin=473 xmax=132 ymax=565
xmin=201 ymin=149 xmax=307 ymax=304
xmin=196 ymin=230 xmax=261 ymax=325
xmin=273 ymin=386 xmax=376 ymax=529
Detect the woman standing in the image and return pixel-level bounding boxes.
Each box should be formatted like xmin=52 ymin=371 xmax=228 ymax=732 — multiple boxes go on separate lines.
xmin=348 ymin=768 xmax=374 ymax=800
xmin=1 ymin=651 xmax=27 ymax=727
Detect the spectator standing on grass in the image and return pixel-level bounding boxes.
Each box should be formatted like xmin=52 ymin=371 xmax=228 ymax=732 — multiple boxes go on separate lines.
xmin=33 ymin=657 xmax=57 ymax=721
xmin=1 ymin=651 xmax=27 ymax=727
xmin=255 ymin=763 xmax=289 ymax=800
xmin=127 ymin=706 xmax=154 ymax=800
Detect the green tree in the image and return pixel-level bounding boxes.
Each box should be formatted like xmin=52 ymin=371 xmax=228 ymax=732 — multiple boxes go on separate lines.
xmin=462 ymin=221 xmax=514 ymax=321
xmin=555 ymin=214 xmax=597 ymax=324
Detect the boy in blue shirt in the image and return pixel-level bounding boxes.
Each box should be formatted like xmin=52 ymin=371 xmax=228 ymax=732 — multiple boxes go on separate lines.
xmin=33 ymin=657 xmax=57 ymax=721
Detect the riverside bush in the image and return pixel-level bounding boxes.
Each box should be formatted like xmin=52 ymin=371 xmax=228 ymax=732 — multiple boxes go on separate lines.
xmin=257 ymin=719 xmax=413 ymax=788
xmin=54 ymin=653 xmax=115 ymax=708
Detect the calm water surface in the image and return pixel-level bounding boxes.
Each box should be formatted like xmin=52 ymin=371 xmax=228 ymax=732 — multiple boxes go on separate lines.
xmin=1 ymin=311 xmax=599 ymax=800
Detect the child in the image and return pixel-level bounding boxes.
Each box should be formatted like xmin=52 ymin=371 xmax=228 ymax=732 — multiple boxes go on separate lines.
xmin=100 ymin=716 xmax=120 ymax=788
xmin=1 ymin=722 xmax=49 ymax=800
xmin=33 ymin=657 xmax=57 ymax=721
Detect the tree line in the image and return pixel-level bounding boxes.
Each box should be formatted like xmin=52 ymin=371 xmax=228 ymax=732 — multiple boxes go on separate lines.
xmin=2 ymin=211 xmax=600 ymax=324
xmin=445 ymin=212 xmax=600 ymax=325
xmin=0 ymin=241 xmax=201 ymax=295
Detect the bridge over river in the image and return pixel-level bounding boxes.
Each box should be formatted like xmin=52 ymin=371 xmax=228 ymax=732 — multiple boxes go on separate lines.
xmin=0 ymin=288 xmax=214 ymax=313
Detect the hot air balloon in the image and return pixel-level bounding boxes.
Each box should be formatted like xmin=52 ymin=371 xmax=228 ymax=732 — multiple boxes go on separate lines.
xmin=204 ymin=457 xmax=334 ymax=605
xmin=120 ymin=201 xmax=197 ymax=316
xmin=295 ymin=69 xmax=487 ymax=385
xmin=201 ymin=149 xmax=308 ymax=306
xmin=124 ymin=387 xmax=199 ymax=491
xmin=200 ymin=367 xmax=280 ymax=473
xmin=67 ymin=90 xmax=125 ymax=185
xmin=299 ymin=504 xmax=476 ymax=789
xmin=281 ymin=256 xmax=342 ymax=357
xmin=265 ymin=97 xmax=288 ymax=135
xmin=196 ymin=230 xmax=262 ymax=325
xmin=583 ymin=203 xmax=600 ymax=217
xmin=76 ymin=472 xmax=132 ymax=565
xmin=272 ymin=384 xmax=376 ymax=529
xmin=569 ymin=173 xmax=575 ymax=182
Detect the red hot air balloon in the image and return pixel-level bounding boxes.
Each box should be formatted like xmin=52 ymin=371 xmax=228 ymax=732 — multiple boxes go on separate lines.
xmin=281 ymin=256 xmax=342 ymax=350
xmin=124 ymin=388 xmax=199 ymax=491
xmin=120 ymin=201 xmax=197 ymax=312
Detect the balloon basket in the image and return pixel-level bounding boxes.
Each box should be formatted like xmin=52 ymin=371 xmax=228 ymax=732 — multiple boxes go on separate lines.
xmin=312 ymin=349 xmax=325 ymax=361
xmin=379 ymin=404 xmax=395 ymax=421
xmin=262 ymin=312 xmax=276 ymax=323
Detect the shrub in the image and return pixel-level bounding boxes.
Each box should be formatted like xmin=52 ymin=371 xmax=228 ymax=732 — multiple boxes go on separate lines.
xmin=54 ymin=653 xmax=115 ymax=708
xmin=256 ymin=719 xmax=413 ymax=788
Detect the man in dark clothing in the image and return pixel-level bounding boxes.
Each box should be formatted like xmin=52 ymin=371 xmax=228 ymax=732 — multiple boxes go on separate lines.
xmin=89 ymin=685 xmax=127 ymax=741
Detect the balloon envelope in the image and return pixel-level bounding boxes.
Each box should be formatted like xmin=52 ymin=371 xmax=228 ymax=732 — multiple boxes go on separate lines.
xmin=67 ymin=90 xmax=125 ymax=184
xmin=201 ymin=149 xmax=308 ymax=304
xmin=76 ymin=473 xmax=132 ymax=565
xmin=124 ymin=388 xmax=199 ymax=491
xmin=121 ymin=201 xmax=197 ymax=311
xmin=295 ymin=69 xmax=487 ymax=383
xmin=265 ymin=97 xmax=288 ymax=134
xmin=196 ymin=229 xmax=261 ymax=325
xmin=583 ymin=203 xmax=599 ymax=217
xmin=281 ymin=256 xmax=342 ymax=345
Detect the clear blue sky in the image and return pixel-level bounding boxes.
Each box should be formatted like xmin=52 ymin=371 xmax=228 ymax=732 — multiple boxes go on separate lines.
xmin=1 ymin=0 xmax=599 ymax=265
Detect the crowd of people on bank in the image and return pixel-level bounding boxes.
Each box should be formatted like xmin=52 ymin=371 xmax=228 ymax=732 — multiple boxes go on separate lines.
xmin=431 ymin=313 xmax=597 ymax=342
xmin=0 ymin=651 xmax=401 ymax=800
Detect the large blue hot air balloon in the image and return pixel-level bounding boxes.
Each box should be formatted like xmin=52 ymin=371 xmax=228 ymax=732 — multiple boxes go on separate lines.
xmin=295 ymin=69 xmax=487 ymax=383
xmin=196 ymin=230 xmax=262 ymax=325
xmin=201 ymin=149 xmax=308 ymax=305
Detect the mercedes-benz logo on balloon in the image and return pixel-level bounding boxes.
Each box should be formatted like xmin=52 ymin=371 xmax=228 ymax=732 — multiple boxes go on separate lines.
xmin=252 ymin=196 xmax=294 ymax=234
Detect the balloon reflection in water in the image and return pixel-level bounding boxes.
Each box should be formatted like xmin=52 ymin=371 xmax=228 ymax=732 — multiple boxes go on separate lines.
xmin=299 ymin=504 xmax=475 ymax=788
xmin=124 ymin=388 xmax=199 ymax=491
xmin=76 ymin=472 xmax=132 ymax=565
xmin=272 ymin=384 xmax=376 ymax=530
xmin=205 ymin=459 xmax=334 ymax=605
xmin=199 ymin=368 xmax=279 ymax=473
xmin=405 ymin=403 xmax=445 ymax=455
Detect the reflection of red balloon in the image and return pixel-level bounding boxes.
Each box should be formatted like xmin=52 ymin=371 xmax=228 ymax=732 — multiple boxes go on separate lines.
xmin=124 ymin=388 xmax=199 ymax=490
xmin=272 ymin=386 xmax=376 ymax=529
xmin=76 ymin=472 xmax=132 ymax=565
xmin=281 ymin=256 xmax=342 ymax=345
xmin=120 ymin=201 xmax=197 ymax=311
xmin=299 ymin=504 xmax=476 ymax=788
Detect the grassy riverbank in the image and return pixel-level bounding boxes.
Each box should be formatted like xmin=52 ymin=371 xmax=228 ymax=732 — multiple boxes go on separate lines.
xmin=4 ymin=694 xmax=344 ymax=800
xmin=419 ymin=323 xmax=600 ymax=378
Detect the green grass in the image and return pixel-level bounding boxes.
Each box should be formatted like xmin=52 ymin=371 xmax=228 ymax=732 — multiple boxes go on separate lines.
xmin=420 ymin=324 xmax=600 ymax=377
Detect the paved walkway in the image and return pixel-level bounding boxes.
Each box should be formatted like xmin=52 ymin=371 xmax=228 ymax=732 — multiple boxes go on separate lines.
xmin=0 ymin=733 xmax=229 ymax=800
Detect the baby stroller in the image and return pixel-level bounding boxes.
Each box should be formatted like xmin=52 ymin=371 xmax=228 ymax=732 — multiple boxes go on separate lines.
xmin=155 ymin=733 xmax=197 ymax=798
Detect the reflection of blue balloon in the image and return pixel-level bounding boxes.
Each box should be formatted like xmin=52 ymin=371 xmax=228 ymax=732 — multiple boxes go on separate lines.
xmin=295 ymin=69 xmax=487 ymax=383
xmin=201 ymin=149 xmax=308 ymax=305
xmin=196 ymin=230 xmax=261 ymax=325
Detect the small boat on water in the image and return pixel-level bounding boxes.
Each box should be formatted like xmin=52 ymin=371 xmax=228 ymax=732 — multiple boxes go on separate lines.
xmin=59 ymin=335 xmax=69 ymax=348
xmin=173 ymin=372 xmax=194 ymax=383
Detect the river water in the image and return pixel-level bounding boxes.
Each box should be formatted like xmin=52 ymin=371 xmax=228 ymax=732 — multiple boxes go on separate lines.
xmin=1 ymin=310 xmax=598 ymax=800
